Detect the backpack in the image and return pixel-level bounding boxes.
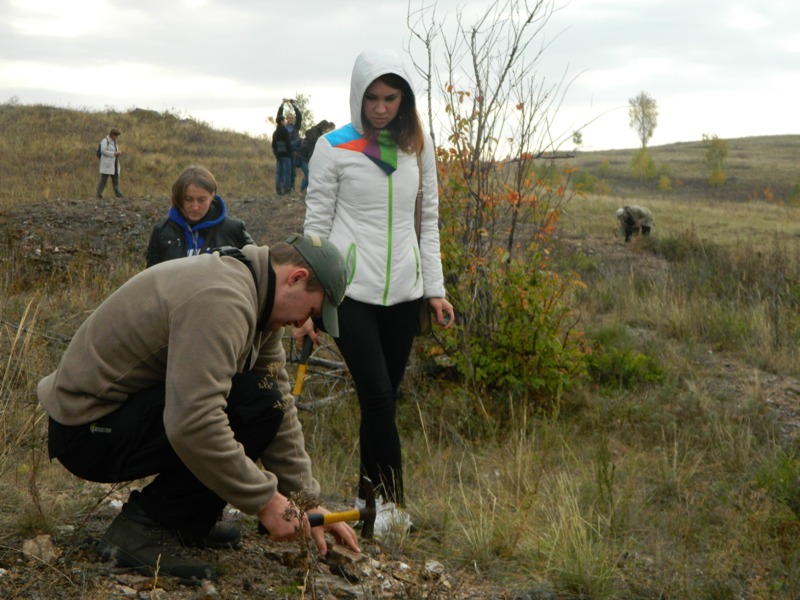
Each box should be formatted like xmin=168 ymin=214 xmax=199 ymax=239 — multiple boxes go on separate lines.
xmin=96 ymin=142 xmax=102 ymax=159
xmin=300 ymin=121 xmax=331 ymax=160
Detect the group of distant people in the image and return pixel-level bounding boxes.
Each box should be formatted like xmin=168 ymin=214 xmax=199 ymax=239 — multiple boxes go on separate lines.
xmin=95 ymin=101 xmax=336 ymax=202
xmin=50 ymin=48 xmax=454 ymax=584
xmin=271 ymin=98 xmax=335 ymax=195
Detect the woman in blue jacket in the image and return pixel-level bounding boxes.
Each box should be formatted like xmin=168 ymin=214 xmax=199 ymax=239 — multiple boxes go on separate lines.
xmin=300 ymin=49 xmax=455 ymax=535
xmin=146 ymin=166 xmax=254 ymax=267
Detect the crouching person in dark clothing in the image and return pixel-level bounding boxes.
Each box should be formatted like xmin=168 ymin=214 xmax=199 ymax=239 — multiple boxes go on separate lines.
xmin=38 ymin=235 xmax=357 ymax=584
xmin=617 ymin=205 xmax=654 ymax=242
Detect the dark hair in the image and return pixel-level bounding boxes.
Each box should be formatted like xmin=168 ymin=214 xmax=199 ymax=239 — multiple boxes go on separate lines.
xmin=171 ymin=166 xmax=217 ymax=210
xmin=109 ymin=127 xmax=121 ymax=137
xmin=361 ymin=73 xmax=425 ymax=154
xmin=269 ymin=241 xmax=323 ymax=293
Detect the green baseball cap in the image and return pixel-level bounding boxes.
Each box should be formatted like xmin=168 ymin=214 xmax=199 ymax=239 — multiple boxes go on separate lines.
xmin=286 ymin=233 xmax=347 ymax=337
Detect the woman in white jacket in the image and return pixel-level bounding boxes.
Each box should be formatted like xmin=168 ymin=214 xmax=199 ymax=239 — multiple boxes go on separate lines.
xmin=96 ymin=127 xmax=124 ymax=199
xmin=301 ymin=49 xmax=455 ymax=531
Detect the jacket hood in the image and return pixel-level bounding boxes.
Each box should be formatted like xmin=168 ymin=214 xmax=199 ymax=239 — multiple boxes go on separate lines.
xmin=349 ymin=49 xmax=415 ymax=135
xmin=168 ymin=194 xmax=227 ymax=232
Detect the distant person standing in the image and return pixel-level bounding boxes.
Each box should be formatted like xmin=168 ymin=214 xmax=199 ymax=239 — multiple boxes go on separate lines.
xmin=277 ymin=99 xmax=302 ymax=191
xmin=297 ymin=120 xmax=335 ymax=196
xmin=271 ymin=117 xmax=293 ymax=196
xmin=96 ymin=127 xmax=124 ymax=199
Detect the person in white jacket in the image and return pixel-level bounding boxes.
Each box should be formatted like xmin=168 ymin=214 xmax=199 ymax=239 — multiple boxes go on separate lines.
xmin=299 ymin=48 xmax=455 ymax=534
xmin=96 ymin=127 xmax=124 ymax=199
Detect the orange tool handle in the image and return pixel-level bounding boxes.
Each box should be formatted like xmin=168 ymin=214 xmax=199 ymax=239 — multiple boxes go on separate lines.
xmin=308 ymin=509 xmax=362 ymax=527
xmin=292 ymin=335 xmax=314 ymax=396
xmin=258 ymin=508 xmax=362 ymax=535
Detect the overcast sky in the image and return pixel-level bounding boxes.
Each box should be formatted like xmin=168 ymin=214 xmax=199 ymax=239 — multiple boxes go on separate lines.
xmin=1 ymin=0 xmax=798 ymax=150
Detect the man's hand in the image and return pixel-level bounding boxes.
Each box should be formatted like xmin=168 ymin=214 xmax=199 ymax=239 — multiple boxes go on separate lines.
xmin=258 ymin=492 xmax=360 ymax=555
xmin=292 ymin=318 xmax=318 ymax=348
xmin=258 ymin=492 xmax=301 ymax=542
xmin=308 ymin=507 xmax=360 ymax=555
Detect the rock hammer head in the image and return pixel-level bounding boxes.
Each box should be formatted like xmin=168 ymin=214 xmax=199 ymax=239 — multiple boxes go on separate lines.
xmin=359 ymin=476 xmax=377 ymax=540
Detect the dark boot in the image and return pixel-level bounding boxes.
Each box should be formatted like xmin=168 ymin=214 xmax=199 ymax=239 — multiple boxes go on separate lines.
xmin=179 ymin=521 xmax=241 ymax=549
xmin=98 ymin=504 xmax=218 ymax=583
xmin=122 ymin=495 xmax=241 ymax=549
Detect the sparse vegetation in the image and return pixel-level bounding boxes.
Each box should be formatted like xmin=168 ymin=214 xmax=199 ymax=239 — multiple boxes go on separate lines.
xmin=4 ymin=102 xmax=800 ymax=598
xmin=0 ymin=99 xmax=273 ymax=207
xmin=629 ymin=146 xmax=657 ymax=180
xmin=703 ymin=133 xmax=729 ymax=187
xmin=409 ymin=0 xmax=587 ymax=406
xmin=570 ymin=133 xmax=800 ymax=203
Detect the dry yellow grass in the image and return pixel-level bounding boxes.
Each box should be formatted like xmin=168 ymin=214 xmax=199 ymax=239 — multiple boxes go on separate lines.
xmin=4 ymin=102 xmax=800 ymax=597
xmin=0 ymin=101 xmax=273 ymax=207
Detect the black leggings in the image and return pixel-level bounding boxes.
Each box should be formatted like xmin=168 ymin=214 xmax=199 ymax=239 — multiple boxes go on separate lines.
xmin=334 ymin=297 xmax=418 ymax=505
xmin=49 ymin=370 xmax=285 ymax=536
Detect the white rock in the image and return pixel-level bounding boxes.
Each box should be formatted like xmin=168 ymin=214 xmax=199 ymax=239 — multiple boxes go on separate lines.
xmin=22 ymin=534 xmax=58 ymax=564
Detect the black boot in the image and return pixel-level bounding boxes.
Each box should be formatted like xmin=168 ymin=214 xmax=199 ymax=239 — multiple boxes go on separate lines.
xmin=98 ymin=502 xmax=220 ymax=583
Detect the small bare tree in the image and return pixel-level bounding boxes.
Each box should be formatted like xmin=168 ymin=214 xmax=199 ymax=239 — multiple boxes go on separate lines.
xmin=409 ymin=0 xmax=573 ymax=263
xmin=406 ymin=0 xmax=439 ymax=146
xmin=407 ymin=0 xmax=589 ymax=404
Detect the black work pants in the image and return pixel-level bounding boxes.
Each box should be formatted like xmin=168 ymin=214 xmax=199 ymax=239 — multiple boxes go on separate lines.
xmin=333 ymin=297 xmax=417 ymax=505
xmin=49 ymin=371 xmax=284 ymax=536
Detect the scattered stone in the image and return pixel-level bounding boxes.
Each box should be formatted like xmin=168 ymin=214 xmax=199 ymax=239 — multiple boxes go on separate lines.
xmin=113 ymin=584 xmax=137 ymax=596
xmin=260 ymin=544 xmax=308 ymax=569
xmin=424 ymin=559 xmax=445 ymax=579
xmin=22 ymin=534 xmax=59 ymax=564
xmin=310 ymin=572 xmax=363 ymax=599
xmin=189 ymin=579 xmax=220 ymax=599
xmin=324 ymin=544 xmax=373 ymax=582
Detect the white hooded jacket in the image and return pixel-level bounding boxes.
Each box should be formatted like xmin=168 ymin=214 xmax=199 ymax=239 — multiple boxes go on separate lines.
xmin=303 ymin=49 xmax=446 ymax=306
xmin=98 ymin=135 xmax=120 ymax=175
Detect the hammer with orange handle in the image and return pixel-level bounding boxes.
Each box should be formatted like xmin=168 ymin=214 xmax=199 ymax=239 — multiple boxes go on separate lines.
xmin=292 ymin=335 xmax=314 ymax=397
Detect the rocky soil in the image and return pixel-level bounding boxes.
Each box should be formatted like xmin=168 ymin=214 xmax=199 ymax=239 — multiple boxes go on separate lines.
xmin=3 ymin=192 xmax=800 ymax=599
xmin=0 ymin=193 xmax=528 ymax=600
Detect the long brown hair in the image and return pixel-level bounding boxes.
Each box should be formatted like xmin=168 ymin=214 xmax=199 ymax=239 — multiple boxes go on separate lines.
xmin=361 ymin=73 xmax=425 ymax=155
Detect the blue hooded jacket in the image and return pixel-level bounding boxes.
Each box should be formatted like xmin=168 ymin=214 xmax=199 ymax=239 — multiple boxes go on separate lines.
xmin=146 ymin=195 xmax=254 ymax=267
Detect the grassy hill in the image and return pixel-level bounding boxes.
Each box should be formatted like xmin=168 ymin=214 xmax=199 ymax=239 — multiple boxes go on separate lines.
xmin=5 ymin=102 xmax=800 ymax=597
xmin=569 ymin=135 xmax=800 ymax=204
xmin=1 ymin=100 xmax=798 ymax=207
xmin=0 ymin=101 xmax=272 ymax=206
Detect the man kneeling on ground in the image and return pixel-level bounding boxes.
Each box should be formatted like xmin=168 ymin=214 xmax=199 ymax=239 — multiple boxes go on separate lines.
xmin=37 ymin=234 xmax=358 ymax=583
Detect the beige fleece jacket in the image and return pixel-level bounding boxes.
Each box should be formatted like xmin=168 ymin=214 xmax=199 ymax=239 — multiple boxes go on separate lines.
xmin=37 ymin=245 xmax=320 ymax=515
